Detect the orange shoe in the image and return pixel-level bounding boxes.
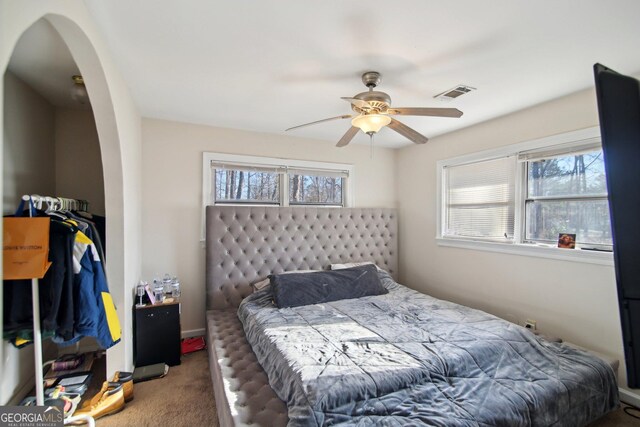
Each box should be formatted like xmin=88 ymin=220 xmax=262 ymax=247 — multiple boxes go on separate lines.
xmin=81 ymin=372 xmax=133 ymax=409
xmin=81 ymin=381 xmax=116 ymax=408
xmin=73 ymin=383 xmax=124 ymax=422
xmin=112 ymin=371 xmax=134 ymax=402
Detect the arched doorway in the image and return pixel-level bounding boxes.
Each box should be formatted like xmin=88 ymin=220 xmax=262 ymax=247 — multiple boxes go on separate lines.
xmin=1 ymin=10 xmax=133 ymax=404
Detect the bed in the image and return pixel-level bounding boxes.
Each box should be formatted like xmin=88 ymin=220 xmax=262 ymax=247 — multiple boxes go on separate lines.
xmin=205 ymin=206 xmax=619 ymax=426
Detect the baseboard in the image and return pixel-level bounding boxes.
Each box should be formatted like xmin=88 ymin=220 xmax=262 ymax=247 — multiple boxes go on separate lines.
xmin=620 ymin=387 xmax=640 ymax=408
xmin=181 ymin=328 xmax=206 ymax=339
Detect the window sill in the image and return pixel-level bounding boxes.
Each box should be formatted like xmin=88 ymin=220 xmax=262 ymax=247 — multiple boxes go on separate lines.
xmin=435 ymin=237 xmax=613 ymax=266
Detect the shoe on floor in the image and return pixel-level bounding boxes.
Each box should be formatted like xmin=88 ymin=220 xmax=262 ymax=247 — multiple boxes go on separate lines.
xmin=73 ymin=382 xmax=124 ymax=423
xmin=82 ymin=372 xmax=133 ymax=409
xmin=112 ymin=371 xmax=134 ymax=402
xmin=81 ymin=381 xmax=114 ymax=409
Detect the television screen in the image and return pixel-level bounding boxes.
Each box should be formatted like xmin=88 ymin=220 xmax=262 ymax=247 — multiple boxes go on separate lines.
xmin=593 ymin=63 xmax=640 ymax=388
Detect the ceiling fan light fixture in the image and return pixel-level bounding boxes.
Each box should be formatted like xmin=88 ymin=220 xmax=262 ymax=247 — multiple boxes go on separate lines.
xmin=351 ymin=114 xmax=391 ymax=134
xmin=285 ymin=71 xmax=463 ymax=147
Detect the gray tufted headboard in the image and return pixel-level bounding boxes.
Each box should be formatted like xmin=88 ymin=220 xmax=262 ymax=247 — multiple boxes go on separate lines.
xmin=206 ymin=206 xmax=397 ymax=310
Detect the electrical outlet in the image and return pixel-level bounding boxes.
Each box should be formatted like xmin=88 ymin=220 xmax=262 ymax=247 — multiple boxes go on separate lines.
xmin=524 ymin=319 xmax=537 ymax=330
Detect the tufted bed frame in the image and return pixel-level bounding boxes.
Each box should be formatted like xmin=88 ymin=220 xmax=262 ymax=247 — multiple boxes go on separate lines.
xmin=205 ymin=206 xmax=398 ymax=426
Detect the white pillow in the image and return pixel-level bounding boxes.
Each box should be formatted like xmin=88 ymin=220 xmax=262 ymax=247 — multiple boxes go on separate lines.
xmin=252 ymin=269 xmax=319 ymax=291
xmin=330 ymin=261 xmax=382 ymax=271
xmin=252 ymin=278 xmax=271 ymax=291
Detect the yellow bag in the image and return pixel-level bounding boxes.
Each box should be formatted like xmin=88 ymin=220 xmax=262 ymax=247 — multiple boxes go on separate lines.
xmin=3 ymin=217 xmax=51 ymax=280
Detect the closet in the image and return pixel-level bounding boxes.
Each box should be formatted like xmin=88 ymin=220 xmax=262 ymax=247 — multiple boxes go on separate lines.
xmin=2 ymin=17 xmax=108 ymax=409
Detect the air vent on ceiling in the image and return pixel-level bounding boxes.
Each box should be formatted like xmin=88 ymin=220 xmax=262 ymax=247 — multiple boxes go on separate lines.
xmin=434 ymin=84 xmax=476 ymax=101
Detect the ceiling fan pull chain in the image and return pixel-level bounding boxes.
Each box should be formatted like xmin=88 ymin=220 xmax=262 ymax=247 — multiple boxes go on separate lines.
xmin=370 ymin=133 xmax=374 ymax=159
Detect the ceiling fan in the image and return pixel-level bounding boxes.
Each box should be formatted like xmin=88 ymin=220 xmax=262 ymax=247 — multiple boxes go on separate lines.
xmin=285 ymin=71 xmax=463 ymax=147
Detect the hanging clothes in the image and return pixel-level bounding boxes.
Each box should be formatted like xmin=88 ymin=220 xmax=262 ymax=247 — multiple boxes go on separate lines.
xmin=2 ymin=198 xmax=120 ymax=349
xmin=3 ymin=214 xmax=74 ymax=342
xmin=67 ymin=211 xmax=106 ymax=266
xmin=74 ymin=211 xmax=106 ymax=260
xmin=92 ymin=214 xmax=106 ymax=256
xmin=40 ymin=220 xmax=77 ymax=340
xmin=52 ymin=220 xmax=120 ymax=348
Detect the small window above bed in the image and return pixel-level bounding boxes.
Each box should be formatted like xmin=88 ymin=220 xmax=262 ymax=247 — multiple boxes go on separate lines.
xmin=288 ymin=168 xmax=345 ymax=206
xmin=202 ymin=153 xmax=354 ymax=239
xmin=213 ymin=163 xmax=282 ymax=205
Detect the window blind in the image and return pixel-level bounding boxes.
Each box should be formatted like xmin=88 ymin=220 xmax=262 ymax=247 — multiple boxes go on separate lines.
xmin=211 ymin=162 xmax=349 ymax=178
xmin=517 ymin=139 xmax=602 ymax=163
xmin=444 ymin=156 xmax=516 ymax=240
xmin=286 ymin=168 xmax=349 ymax=178
xmin=210 ymin=161 xmax=286 ymax=174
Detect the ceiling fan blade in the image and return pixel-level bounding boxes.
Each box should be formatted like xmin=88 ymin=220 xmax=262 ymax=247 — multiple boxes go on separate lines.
xmin=336 ymin=126 xmax=360 ymax=147
xmin=388 ymin=118 xmax=429 ymax=144
xmin=388 ymin=107 xmax=463 ymax=118
xmin=340 ymin=97 xmax=373 ymax=110
xmin=286 ymin=114 xmax=352 ymax=131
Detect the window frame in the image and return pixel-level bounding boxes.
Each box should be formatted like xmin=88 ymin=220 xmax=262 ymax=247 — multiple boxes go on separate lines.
xmin=436 ymin=127 xmax=613 ymax=266
xmin=522 ymin=153 xmax=609 ymax=249
xmin=202 ymin=152 xmax=354 ymax=240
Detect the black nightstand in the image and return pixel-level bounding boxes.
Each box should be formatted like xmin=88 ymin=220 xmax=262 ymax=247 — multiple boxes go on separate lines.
xmin=133 ymin=300 xmax=181 ymax=366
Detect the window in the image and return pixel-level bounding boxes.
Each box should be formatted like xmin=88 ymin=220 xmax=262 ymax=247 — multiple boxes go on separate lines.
xmin=213 ymin=164 xmax=281 ymax=205
xmin=288 ymin=169 xmax=344 ymax=206
xmin=523 ymin=147 xmax=611 ymax=249
xmin=212 ymin=165 xmax=346 ymax=206
xmin=202 ymin=153 xmax=353 ymax=238
xmin=437 ymin=127 xmax=613 ymax=264
xmin=444 ymin=156 xmax=516 ymax=241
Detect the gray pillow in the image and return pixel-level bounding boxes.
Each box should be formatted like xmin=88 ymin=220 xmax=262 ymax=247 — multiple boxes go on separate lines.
xmin=270 ymin=264 xmax=387 ymax=309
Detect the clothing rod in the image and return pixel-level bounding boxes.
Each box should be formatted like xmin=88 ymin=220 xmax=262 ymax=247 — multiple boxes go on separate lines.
xmin=21 ymin=194 xmax=88 ymax=203
xmin=22 ymin=196 xmax=45 ymax=406
xmin=21 ymin=194 xmax=89 ymax=212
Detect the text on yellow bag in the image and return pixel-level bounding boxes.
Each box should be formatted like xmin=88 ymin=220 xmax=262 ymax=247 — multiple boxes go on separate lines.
xmin=3 ymin=217 xmax=51 ymax=280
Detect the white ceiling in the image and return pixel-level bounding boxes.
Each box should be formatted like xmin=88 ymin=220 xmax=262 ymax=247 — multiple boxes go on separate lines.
xmin=10 ymin=1 xmax=640 ymax=148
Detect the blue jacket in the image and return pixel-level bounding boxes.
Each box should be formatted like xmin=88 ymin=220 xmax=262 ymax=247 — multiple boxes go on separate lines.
xmin=53 ymin=224 xmax=121 ymax=349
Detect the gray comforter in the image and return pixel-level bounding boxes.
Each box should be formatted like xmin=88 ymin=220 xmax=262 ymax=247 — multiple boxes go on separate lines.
xmin=238 ymin=271 xmax=619 ymax=426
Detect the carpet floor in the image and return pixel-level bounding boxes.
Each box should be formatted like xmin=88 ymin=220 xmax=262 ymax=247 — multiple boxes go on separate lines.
xmin=89 ymin=348 xmax=639 ymax=426
xmin=589 ymin=404 xmax=640 ymax=426
xmin=96 ymin=350 xmax=218 ymax=427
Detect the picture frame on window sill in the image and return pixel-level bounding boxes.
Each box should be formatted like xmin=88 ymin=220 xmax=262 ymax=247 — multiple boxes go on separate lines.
xmin=558 ymin=233 xmax=576 ymax=249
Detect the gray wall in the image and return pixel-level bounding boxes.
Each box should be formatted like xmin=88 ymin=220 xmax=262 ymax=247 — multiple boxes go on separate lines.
xmin=3 ymin=71 xmax=55 ymax=213
xmin=55 ymin=108 xmax=105 ymax=216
